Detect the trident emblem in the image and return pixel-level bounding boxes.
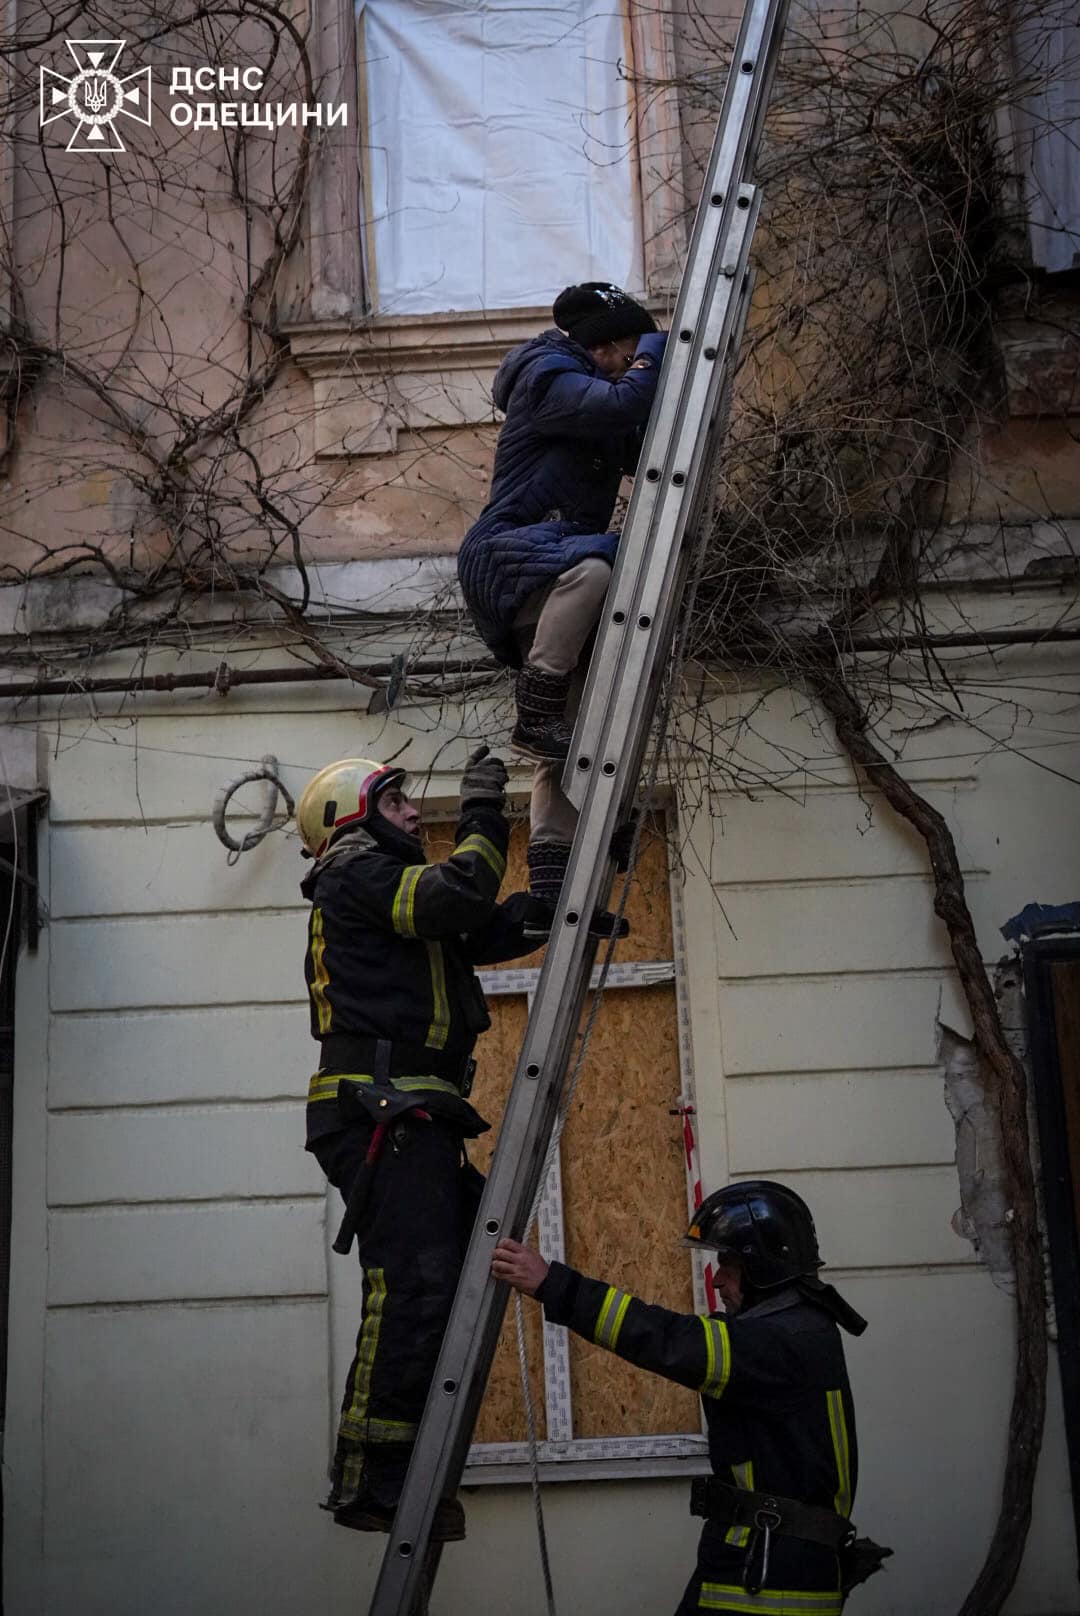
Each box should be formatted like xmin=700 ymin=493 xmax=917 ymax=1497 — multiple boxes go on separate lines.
xmin=82 ymin=76 xmax=109 ymax=115
xmin=39 ymin=40 xmax=152 ymax=154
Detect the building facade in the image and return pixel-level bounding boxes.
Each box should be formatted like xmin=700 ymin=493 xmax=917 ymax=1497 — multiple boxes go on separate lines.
xmin=1 ymin=0 xmax=1079 ymax=1612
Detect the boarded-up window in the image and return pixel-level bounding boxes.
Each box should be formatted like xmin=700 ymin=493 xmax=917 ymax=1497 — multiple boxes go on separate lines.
xmin=425 ymin=814 xmax=708 ymax=1480
xmin=355 ymin=0 xmax=643 ymax=314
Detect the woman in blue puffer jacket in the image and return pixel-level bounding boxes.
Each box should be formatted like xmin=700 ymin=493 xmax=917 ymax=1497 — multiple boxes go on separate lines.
xmin=458 ymin=283 xmax=666 ymax=934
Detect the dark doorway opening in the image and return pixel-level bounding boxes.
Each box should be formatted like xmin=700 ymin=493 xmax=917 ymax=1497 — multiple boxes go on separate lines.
xmin=0 ymin=788 xmax=44 ymax=1616
xmin=1025 ymin=936 xmax=1080 ymax=1579
xmin=0 ymin=848 xmax=19 ymax=1469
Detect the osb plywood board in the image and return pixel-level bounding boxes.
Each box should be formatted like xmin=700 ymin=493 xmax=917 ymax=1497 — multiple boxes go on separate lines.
xmin=425 ymin=817 xmax=697 ymax=1444
xmin=559 ymin=980 xmax=697 ymax=1438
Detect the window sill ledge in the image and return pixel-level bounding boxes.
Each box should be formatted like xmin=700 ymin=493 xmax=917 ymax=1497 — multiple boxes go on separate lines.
xmin=283 ymin=305 xmax=551 ymax=457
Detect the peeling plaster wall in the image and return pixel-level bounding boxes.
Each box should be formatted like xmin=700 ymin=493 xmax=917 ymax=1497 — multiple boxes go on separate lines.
xmin=941 ymin=1021 xmax=1015 ymax=1290
xmin=940 ymin=959 xmax=1051 ymax=1304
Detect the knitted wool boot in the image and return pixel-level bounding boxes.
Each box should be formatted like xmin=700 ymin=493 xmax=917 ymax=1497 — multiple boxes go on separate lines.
xmin=524 ymin=839 xmax=630 ymax=941
xmin=510 ymin=665 xmax=575 ymax=762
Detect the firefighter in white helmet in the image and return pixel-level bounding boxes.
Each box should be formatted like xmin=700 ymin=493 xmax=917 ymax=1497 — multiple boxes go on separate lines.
xmin=296 ymin=747 xmax=537 ymax=1540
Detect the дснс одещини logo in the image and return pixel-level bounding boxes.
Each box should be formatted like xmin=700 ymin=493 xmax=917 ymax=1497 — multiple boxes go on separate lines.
xmin=39 ymin=39 xmax=151 ymax=153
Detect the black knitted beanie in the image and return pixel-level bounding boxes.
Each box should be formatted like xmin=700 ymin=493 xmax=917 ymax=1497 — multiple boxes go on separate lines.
xmin=552 ymin=282 xmax=657 ymax=349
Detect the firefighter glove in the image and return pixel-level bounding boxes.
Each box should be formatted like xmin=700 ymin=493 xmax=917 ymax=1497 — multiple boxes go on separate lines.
xmin=460 ymin=745 xmax=508 ymax=813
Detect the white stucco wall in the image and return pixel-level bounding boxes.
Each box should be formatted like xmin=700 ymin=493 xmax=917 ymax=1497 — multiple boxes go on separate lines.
xmin=2 ymin=618 xmax=1078 ymax=1615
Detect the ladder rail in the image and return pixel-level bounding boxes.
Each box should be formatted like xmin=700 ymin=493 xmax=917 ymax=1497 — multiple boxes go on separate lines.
xmin=367 ymin=1 xmax=788 ymax=1601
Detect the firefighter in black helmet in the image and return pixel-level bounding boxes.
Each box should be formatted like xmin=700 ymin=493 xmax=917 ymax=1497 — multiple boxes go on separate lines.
xmin=494 ymin=1180 xmax=889 ymax=1613
xmin=297 ymin=748 xmax=540 ymax=1541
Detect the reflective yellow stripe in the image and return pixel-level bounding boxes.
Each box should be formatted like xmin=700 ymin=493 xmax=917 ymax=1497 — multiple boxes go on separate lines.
xmin=307 ymin=1070 xmax=344 ymax=1103
xmin=392 ymin=1075 xmax=460 ymax=1095
xmin=593 ymin=1286 xmax=617 ymax=1344
xmin=699 ymin=1316 xmax=731 ymax=1399
xmin=306 ymin=1071 xmax=464 ymax=1104
xmin=455 ymin=832 xmax=506 ymax=882
xmin=698 ymin=1586 xmax=842 ymax=1614
xmin=608 ymin=1291 xmax=632 ymax=1349
xmin=425 ymin=940 xmax=450 ymax=1050
xmin=340 ymin=1267 xmax=387 ymax=1441
xmin=725 ymin=1459 xmax=755 ymax=1547
xmin=391 ymin=865 xmax=424 ymax=937
xmin=358 ymin=1416 xmax=418 ymax=1442
xmin=592 ymin=1286 xmax=619 ymax=1346
xmin=339 ymin=1443 xmax=365 ymax=1495
xmin=592 ymin=1286 xmax=633 ymax=1349
xmin=309 ymin=907 xmax=332 ymax=1034
xmin=826 ymin=1388 xmax=852 ymax=1517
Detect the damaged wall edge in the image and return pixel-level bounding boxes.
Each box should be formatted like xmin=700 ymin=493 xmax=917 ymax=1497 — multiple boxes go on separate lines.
xmin=940 ymin=957 xmax=1047 ymax=1304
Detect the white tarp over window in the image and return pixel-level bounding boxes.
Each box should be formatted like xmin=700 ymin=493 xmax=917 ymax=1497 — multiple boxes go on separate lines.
xmin=357 ymin=0 xmax=643 ymax=314
xmin=1012 ymin=3 xmax=1080 ymax=273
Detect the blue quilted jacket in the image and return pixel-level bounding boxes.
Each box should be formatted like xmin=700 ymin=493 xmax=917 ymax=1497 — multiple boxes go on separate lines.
xmin=458 ymin=329 xmax=666 ymax=664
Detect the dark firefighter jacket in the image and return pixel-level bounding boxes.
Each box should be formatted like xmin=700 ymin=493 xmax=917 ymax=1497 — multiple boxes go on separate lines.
xmin=538 ymin=1262 xmax=858 ymax=1616
xmin=301 ymin=803 xmax=534 ymax=1145
xmin=457 ymin=329 xmax=667 ymax=664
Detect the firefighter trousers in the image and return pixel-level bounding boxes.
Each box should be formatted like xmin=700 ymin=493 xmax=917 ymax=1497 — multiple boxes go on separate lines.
xmin=310 ymin=1112 xmax=484 ymax=1507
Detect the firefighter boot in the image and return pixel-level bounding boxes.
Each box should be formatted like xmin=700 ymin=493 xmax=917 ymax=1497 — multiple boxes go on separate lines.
xmin=524 ymin=839 xmax=630 ymax=941
xmin=326 ymin=1442 xmax=467 ymax=1541
xmin=510 ymin=665 xmax=575 ymax=762
xmin=331 ymin=1496 xmax=466 ymax=1542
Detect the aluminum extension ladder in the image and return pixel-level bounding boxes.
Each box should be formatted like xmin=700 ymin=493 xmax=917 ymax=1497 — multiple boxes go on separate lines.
xmin=369 ymin=0 xmax=789 ymax=1606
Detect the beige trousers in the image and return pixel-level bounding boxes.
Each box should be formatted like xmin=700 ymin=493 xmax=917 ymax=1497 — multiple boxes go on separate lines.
xmin=512 ymin=557 xmax=612 ymax=844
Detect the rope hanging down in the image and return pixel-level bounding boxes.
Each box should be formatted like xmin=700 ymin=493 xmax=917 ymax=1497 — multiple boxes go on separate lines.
xmin=512 ymin=536 xmax=706 ymax=1616
xmin=513 ymin=829 xmax=642 ymax=1616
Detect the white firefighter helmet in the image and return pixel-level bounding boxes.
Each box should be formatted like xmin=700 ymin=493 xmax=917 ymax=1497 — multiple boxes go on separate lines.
xmin=295 ymin=758 xmax=407 ymax=857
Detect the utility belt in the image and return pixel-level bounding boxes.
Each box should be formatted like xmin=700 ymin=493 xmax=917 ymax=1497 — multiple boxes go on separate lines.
xmin=691 ymin=1478 xmax=853 ymax=1554
xmin=320 ymin=1035 xmax=479 ymax=1260
xmin=691 ymin=1478 xmax=892 ymax=1598
xmin=320 ymin=1033 xmax=476 ymax=1097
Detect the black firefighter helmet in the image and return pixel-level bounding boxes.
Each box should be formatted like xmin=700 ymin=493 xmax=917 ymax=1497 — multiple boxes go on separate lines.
xmin=685 ymin=1179 xmax=823 ymax=1291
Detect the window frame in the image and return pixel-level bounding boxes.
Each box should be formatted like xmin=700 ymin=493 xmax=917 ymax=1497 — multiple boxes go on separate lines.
xmin=461 ymin=835 xmax=712 ymax=1487
xmin=305 ymin=0 xmax=365 ymax=320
